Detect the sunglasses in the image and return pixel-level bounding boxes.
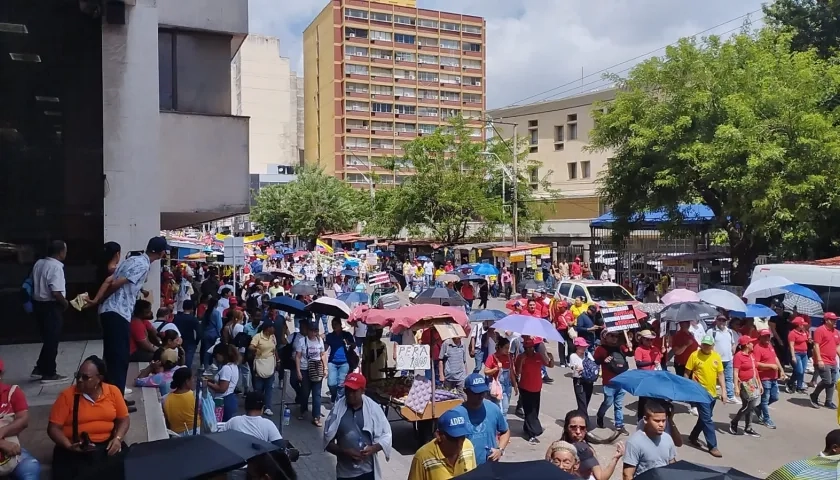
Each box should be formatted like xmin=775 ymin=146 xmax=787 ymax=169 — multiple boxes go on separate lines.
xmin=568 ymin=425 xmax=587 ymax=431
xmin=74 ymin=372 xmax=96 ymax=382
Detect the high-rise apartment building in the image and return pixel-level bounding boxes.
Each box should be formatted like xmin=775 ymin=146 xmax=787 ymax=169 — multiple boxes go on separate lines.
xmin=303 ymin=0 xmax=486 ymax=186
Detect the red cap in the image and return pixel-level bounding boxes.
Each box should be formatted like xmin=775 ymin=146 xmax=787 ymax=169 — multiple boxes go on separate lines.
xmin=758 ymin=329 xmax=772 ymax=337
xmin=738 ymin=336 xmax=756 ymax=346
xmin=826 ymin=312 xmax=838 ymax=321
xmin=792 ymin=316 xmax=807 ymax=326
xmin=229 ymin=298 xmax=238 ymax=305
xmin=523 ymin=338 xmax=536 ymax=348
xmin=344 ymin=373 xmax=367 ymax=390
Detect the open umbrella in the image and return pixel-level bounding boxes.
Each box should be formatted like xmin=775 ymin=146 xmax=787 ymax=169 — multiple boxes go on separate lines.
xmin=730 ymin=303 xmax=776 ymax=318
xmin=455 ymin=459 xmax=576 ymax=480
xmin=436 ymin=273 xmax=461 ymax=283
xmin=253 ymin=272 xmax=275 ymax=283
xmin=290 ymin=281 xmax=318 ymax=296
xmin=661 ymin=289 xmax=700 ymax=306
xmin=469 ymin=309 xmax=507 ymax=323
xmin=635 ymin=460 xmax=760 ymax=480
xmin=413 ymin=287 xmax=466 ymax=307
xmin=457 ymin=273 xmax=486 ymax=283
xmin=274 ymin=270 xmax=295 ymax=279
xmin=385 ymin=304 xmax=470 ymax=334
xmin=609 ymin=370 xmax=714 ymax=404
xmin=340 ymin=269 xmax=359 ymax=278
xmin=520 ymin=279 xmax=546 ymax=291
xmin=637 ymin=303 xmax=666 ymax=315
xmin=659 ymin=301 xmax=719 ymax=323
xmin=783 ymin=293 xmax=824 ymax=317
xmin=473 ymin=263 xmax=499 ymax=276
xmin=266 ymin=296 xmax=306 ymax=315
xmin=389 ymin=271 xmax=407 ymax=290
xmin=305 ymin=296 xmax=351 ymax=318
xmin=766 ymin=454 xmax=840 ymax=480
xmin=338 ymin=292 xmax=369 ymax=305
xmin=697 ymin=289 xmax=747 ymax=313
xmin=492 ymin=314 xmax=564 ymax=342
xmin=744 ymin=276 xmax=822 ymax=303
xmin=417 ymin=255 xmax=430 ymax=261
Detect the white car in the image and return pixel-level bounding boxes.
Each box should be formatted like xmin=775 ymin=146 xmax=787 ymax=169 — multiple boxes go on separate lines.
xmin=554 ymin=279 xmax=637 ymax=306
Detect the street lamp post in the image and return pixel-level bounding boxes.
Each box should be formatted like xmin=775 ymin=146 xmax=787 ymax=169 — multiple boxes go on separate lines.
xmin=485 ymin=118 xmax=519 ymax=247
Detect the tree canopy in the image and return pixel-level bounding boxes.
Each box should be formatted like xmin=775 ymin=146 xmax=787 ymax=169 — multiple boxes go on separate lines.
xmin=588 ymin=29 xmax=840 ymax=282
xmin=764 ymin=0 xmax=840 ymax=59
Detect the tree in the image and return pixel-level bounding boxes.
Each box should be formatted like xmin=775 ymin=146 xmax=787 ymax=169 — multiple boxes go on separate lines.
xmin=251 ymin=166 xmax=368 ymax=243
xmin=764 ymin=0 xmax=840 ymax=59
xmin=588 ymin=30 xmax=840 ymax=283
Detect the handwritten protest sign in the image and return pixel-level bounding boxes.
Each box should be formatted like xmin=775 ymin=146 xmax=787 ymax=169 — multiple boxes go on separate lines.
xmin=601 ymin=305 xmax=640 ymax=332
xmin=396 ymin=344 xmax=431 ymax=370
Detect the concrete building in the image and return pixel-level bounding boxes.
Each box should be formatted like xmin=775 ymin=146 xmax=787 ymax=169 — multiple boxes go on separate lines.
xmin=303 ymin=0 xmax=486 ymax=186
xmin=0 ymin=0 xmax=250 ymax=342
xmin=487 ymin=89 xmax=617 ymax=244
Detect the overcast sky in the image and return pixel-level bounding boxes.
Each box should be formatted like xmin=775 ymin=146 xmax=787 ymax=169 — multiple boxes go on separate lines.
xmin=251 ymin=0 xmax=766 ymax=109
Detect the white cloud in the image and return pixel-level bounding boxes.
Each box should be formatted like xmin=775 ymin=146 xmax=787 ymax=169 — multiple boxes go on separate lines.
xmin=251 ymin=0 xmax=765 ymax=108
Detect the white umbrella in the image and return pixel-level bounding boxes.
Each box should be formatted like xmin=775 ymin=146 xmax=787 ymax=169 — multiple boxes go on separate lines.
xmin=697 ymin=289 xmax=747 ymax=313
xmin=304 ymin=296 xmax=351 ymax=318
xmin=783 ymin=293 xmax=824 ymax=317
xmin=743 ymin=275 xmax=795 ymax=300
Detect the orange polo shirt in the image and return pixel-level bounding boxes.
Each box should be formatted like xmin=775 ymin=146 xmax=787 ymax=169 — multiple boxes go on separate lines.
xmin=49 ymin=383 xmax=129 ymax=443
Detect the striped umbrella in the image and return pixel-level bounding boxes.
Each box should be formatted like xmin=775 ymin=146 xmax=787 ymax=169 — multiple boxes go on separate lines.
xmin=783 ymin=293 xmax=824 ymax=317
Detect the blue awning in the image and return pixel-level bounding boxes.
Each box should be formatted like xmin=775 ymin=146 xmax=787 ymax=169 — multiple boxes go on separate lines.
xmin=590 ymin=203 xmax=716 ymax=229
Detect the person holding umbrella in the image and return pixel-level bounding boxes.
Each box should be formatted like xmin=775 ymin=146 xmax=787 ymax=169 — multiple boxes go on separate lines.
xmin=515 ymin=337 xmax=554 ymax=445
xmin=684 ymin=335 xmax=726 ymax=458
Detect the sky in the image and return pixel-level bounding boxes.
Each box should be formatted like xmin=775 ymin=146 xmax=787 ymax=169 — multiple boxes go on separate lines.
xmin=250 ymin=0 xmax=767 ymax=109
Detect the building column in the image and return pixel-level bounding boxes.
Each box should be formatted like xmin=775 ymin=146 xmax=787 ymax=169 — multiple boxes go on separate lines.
xmin=102 ymin=0 xmax=161 ymax=305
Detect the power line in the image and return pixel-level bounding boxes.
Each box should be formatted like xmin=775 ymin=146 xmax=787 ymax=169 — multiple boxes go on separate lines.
xmin=499 ymin=8 xmax=763 ymax=109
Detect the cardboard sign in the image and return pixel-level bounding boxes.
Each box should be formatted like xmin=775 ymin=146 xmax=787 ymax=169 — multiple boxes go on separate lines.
xmin=601 ymin=305 xmax=640 ymax=332
xmin=396 ymin=344 xmax=431 ymax=370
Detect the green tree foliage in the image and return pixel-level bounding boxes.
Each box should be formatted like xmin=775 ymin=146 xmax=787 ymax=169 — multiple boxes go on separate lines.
xmin=764 ymin=0 xmax=840 ymax=58
xmin=251 ymin=166 xmax=368 ymax=242
xmin=588 ymin=30 xmax=840 ymax=282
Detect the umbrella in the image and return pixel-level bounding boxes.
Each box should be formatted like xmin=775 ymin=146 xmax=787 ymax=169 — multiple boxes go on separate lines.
xmin=782 ymin=283 xmax=823 ymax=303
xmin=79 ymin=430 xmax=279 ymax=480
xmin=455 ymin=459 xmax=576 ymax=480
xmin=253 ymin=272 xmax=275 ymax=283
xmin=697 ymin=289 xmax=747 ymax=313
xmin=274 ymin=270 xmax=295 ymax=279
xmin=458 ymin=263 xmax=480 ymax=271
xmin=634 ymin=460 xmax=760 ymax=480
xmin=520 ymin=279 xmax=546 ymax=291
xmin=344 ymin=258 xmax=360 ymax=267
xmin=417 ymin=255 xmax=430 ymax=261
xmin=290 ymin=281 xmax=318 ymax=296
xmin=609 ymin=370 xmax=714 ymax=404
xmin=384 ymin=304 xmax=470 ymax=334
xmin=783 ymin=293 xmax=824 ymax=317
xmin=469 ymin=309 xmax=507 ymax=323
xmin=730 ymin=303 xmax=776 ymax=318
xmin=744 ymin=276 xmax=822 ymax=303
xmin=389 ymin=271 xmax=407 ymax=290
xmin=458 ymin=273 xmax=486 ymax=283
xmin=766 ymin=455 xmax=840 ymax=480
xmin=659 ymin=302 xmax=719 ymax=323
xmin=413 ymin=287 xmax=467 ymax=307
xmin=281 ymin=247 xmax=295 ymax=254
xmin=337 ymin=292 xmax=369 ymax=305
xmin=473 ymin=263 xmax=499 ymax=276
xmin=266 ymin=296 xmax=306 ymax=315
xmin=661 ymin=289 xmax=700 ymax=306
xmin=436 ymin=273 xmax=461 ymax=283
xmin=492 ymin=314 xmax=564 ymax=342
xmin=637 ymin=303 xmax=666 ymax=315
xmin=340 ymin=269 xmax=359 ymax=278
xmin=305 ymin=296 xmax=351 ymax=319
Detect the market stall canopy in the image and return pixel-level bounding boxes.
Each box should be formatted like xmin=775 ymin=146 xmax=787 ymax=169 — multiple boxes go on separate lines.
xmin=590 ymin=203 xmax=716 ymax=229
xmin=387 ymin=304 xmax=470 ymax=334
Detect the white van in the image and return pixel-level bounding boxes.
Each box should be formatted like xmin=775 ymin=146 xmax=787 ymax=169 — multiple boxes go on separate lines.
xmin=751 ymin=263 xmax=840 ymax=314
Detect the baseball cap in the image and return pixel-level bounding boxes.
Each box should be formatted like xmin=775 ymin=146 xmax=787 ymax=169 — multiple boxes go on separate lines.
xmin=146 ymin=236 xmax=170 ymax=254
xmin=573 ymin=337 xmax=589 ymax=347
xmin=344 ymin=372 xmax=367 ymax=390
xmin=159 ymin=348 xmax=179 ymax=364
xmin=523 ymin=338 xmax=536 ymax=348
xmin=758 ymin=329 xmax=772 ymax=337
xmin=826 ymin=312 xmax=838 ymax=321
xmin=259 ymin=320 xmax=276 ymax=331
xmin=738 ymin=336 xmax=756 ymax=346
xmin=437 ymin=409 xmax=471 ymax=438
xmin=791 ymin=316 xmax=807 ymax=326
xmin=464 ymin=373 xmax=489 ymax=394
xmin=229 ymin=298 xmax=238 ymax=306
xmin=700 ymin=335 xmax=715 ymax=345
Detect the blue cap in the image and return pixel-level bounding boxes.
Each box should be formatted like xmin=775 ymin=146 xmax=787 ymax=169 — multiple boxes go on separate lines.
xmin=464 ymin=373 xmax=489 ymax=394
xmin=146 ymin=236 xmax=170 ymax=254
xmin=437 ymin=410 xmax=471 ymax=438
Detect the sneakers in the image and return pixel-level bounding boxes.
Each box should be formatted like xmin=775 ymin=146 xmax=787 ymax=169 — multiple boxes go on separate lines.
xmin=528 ymin=437 xmax=540 ymax=445
xmin=264 ymin=408 xmax=274 ymax=416
xmin=826 ymin=403 xmax=838 ymax=410
xmin=616 ymin=426 xmax=629 ymax=436
xmin=810 ymin=393 xmax=822 ymax=409
xmin=30 ymin=367 xmax=42 ymax=379
xmin=515 ymin=407 xmax=525 ymax=417
xmin=40 ymin=374 xmax=69 ymax=384
xmin=543 ymin=376 xmax=555 ymax=385
xmin=796 ymin=388 xmax=808 ymax=394
xmin=729 ymin=397 xmax=742 ymax=405
xmin=764 ymin=420 xmax=777 ymax=429
xmin=124 ymin=388 xmax=133 ymax=395
xmin=744 ymin=428 xmax=761 ymax=438
xmin=689 ymin=406 xmax=699 ymax=416
xmin=728 ymin=423 xmax=738 ymax=435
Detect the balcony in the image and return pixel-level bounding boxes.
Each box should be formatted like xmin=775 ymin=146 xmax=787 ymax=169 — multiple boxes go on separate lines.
xmin=345 ymin=73 xmax=370 ymax=81
xmin=371 ymin=94 xmax=395 ymax=101
xmin=394 ymin=113 xmax=417 ymax=121
xmin=344 ymin=16 xmax=369 ymax=28
xmin=159 ymin=111 xmax=249 ymax=228
xmin=370 ymin=39 xmax=394 ymax=48
xmin=441 ymin=99 xmax=460 ymax=107
xmin=395 ymin=77 xmax=417 ymax=85
xmin=345 ymin=91 xmax=369 ymax=100
xmin=157 ymin=0 xmax=247 ymax=55
xmin=371 ymin=56 xmax=394 ymax=66
xmin=346 ymin=36 xmax=370 ymax=46
xmin=463 ymin=49 xmax=483 ymax=59
xmin=462 ymin=83 xmax=482 ymax=92
xmin=396 ymin=130 xmax=418 ymax=138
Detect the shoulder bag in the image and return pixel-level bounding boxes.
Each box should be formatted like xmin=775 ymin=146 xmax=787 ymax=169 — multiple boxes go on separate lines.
xmin=0 ymin=386 xmax=21 ymax=475
xmin=740 ymin=355 xmax=762 ymax=401
xmin=253 ymin=335 xmax=277 ymax=379
xmin=306 ymin=338 xmax=325 ymax=382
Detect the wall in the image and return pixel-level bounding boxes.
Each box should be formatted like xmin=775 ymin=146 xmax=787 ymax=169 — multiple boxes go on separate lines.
xmin=157 ymin=0 xmax=248 ymax=35
xmin=170 ymin=31 xmax=233 ymax=115
xmin=303 ymin=2 xmax=338 ymax=173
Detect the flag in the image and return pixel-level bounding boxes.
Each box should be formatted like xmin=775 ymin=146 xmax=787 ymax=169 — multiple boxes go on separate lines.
xmin=316 ymin=238 xmax=334 ymax=254
xmin=369 ymin=271 xmax=390 ymax=286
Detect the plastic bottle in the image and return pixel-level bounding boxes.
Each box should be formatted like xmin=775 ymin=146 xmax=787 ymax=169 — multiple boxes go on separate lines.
xmin=283 ymin=407 xmax=291 ymax=426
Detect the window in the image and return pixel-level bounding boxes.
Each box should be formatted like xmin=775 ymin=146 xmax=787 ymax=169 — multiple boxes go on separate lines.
xmin=394 ymin=33 xmax=415 ymax=44
xmin=394 ymin=15 xmax=415 ymax=26
xmin=371 ymin=140 xmax=394 ymax=149
xmin=395 ymin=69 xmax=416 ymax=79
xmin=371 ymin=84 xmax=393 ymax=95
xmin=346 ymin=137 xmax=369 ymax=148
xmin=419 ymin=54 xmax=438 ymax=65
xmin=370 ymin=30 xmax=392 ymax=41
xmin=419 ymin=89 xmax=438 ymax=99
xmin=395 ymin=51 xmax=416 ymax=62
xmin=345 ymin=100 xmax=369 ymax=112
xmin=581 ymin=161 xmax=591 ymax=179
xmin=372 ymin=102 xmax=393 ymax=113
xmin=395 ymin=87 xmax=416 ymax=97
xmin=440 ymin=22 xmax=460 ymax=32
xmin=463 ymin=42 xmax=481 ymax=52
xmin=370 ymin=48 xmax=392 ymax=59
xmin=571 ymin=285 xmax=587 ymax=301
xmin=441 ymin=108 xmax=460 ymax=119
xmin=555 ymin=143 xmax=565 ymax=151
xmin=471 ymin=128 xmax=482 ymax=137
xmin=371 ymin=12 xmax=392 ymax=22
xmin=462 ymin=25 xmax=481 ymax=34
xmin=463 ymin=93 xmax=481 ymax=103
xmin=440 ymin=74 xmax=461 ymax=84
xmin=529 ymin=129 xmax=538 ymax=146
xmin=344 ymin=64 xmax=369 ymax=75
xmin=419 ymin=123 xmax=437 ymax=134
xmin=440 ymin=39 xmax=459 ymax=49
xmin=370 ymin=66 xmax=393 ymax=78
xmin=567 ymin=114 xmax=577 ymax=122
xmin=419 ymin=106 xmax=439 ymax=117
xmin=395 ymin=104 xmax=416 ymax=115
xmin=464 ymin=76 xmax=481 ymax=86
xmin=395 ymin=122 xmax=416 ymax=132
xmin=554 ymin=125 xmax=564 ymax=142
xmin=345 ymin=46 xmax=368 ymax=57
xmin=346 ymin=173 xmax=367 ymax=184
xmin=345 ymin=8 xmax=368 ymax=19
xmin=345 ymin=27 xmax=368 ymax=39
xmin=371 ymin=121 xmax=393 ymax=131
xmin=463 ymin=109 xmax=481 ymax=120
xmin=528 ymin=166 xmax=539 ymax=184
xmin=568 ymin=123 xmax=578 ymax=140
xmin=528 ymin=120 xmax=538 ymax=128
xmin=568 ymin=162 xmax=578 ymax=180
xmin=345 ymin=82 xmax=368 ymax=93
xmin=346 ymin=119 xmax=368 ymax=129
xmin=463 ymin=59 xmax=482 ymax=70
xmin=418 ymin=71 xmax=439 ymax=82
xmin=419 ymin=19 xmax=438 ymax=28
xmin=439 ymin=56 xmax=459 ymax=67
xmin=418 ymin=36 xmax=438 ymax=47
xmin=440 ymin=91 xmax=459 ymax=101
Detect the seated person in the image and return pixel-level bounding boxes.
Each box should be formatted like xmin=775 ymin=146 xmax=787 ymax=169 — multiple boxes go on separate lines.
xmin=162 ymin=368 xmax=200 ymax=436
xmin=159 ymin=330 xmax=185 ymax=366
xmin=217 ymin=392 xmax=282 ymax=442
xmin=130 ymin=300 xmax=160 ymax=362
xmin=135 ymin=348 xmax=185 ymax=396
xmin=47 ymin=356 xmax=129 ymax=480
xmin=152 ymin=307 xmax=181 ymax=337
xmin=0 ymin=357 xmax=41 ymax=479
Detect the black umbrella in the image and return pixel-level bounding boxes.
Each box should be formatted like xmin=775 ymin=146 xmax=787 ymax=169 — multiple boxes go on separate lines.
xmin=266 ymin=296 xmax=307 ymax=315
xmin=457 ymin=273 xmax=487 ymax=283
xmin=274 ymin=270 xmax=295 ymax=279
xmin=634 ymin=460 xmax=760 ymax=480
xmin=455 ymin=459 xmax=576 ymax=479
xmin=521 ymin=279 xmax=546 ymax=291
xmin=389 ymin=271 xmax=407 ymax=290
xmin=413 ymin=287 xmax=466 ymax=306
xmin=253 ymin=272 xmax=275 ymax=283
xmin=290 ymin=281 xmax=318 ymax=296
xmin=79 ymin=431 xmax=279 ymax=480
xmin=305 ymin=296 xmax=351 ymax=319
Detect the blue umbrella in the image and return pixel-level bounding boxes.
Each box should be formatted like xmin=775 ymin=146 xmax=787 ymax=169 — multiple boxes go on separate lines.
xmin=491 ymin=314 xmax=564 ymax=342
xmin=473 ymin=263 xmax=499 ymax=276
xmin=458 ymin=263 xmax=480 ymax=271
xmin=338 ymin=292 xmax=369 ymax=305
xmin=340 ymin=269 xmax=359 ymax=278
xmin=730 ymin=303 xmax=776 ymax=318
xmin=271 ymin=254 xmax=284 ymax=260
xmin=469 ymin=309 xmax=506 ymax=323
xmin=458 ymin=273 xmax=486 ymax=283
xmin=266 ymin=296 xmax=306 ymax=315
xmin=609 ymin=369 xmax=714 ymax=404
xmin=783 ymin=283 xmax=823 ymax=303
xmin=417 ymin=255 xmax=430 ymax=261
xmin=281 ymin=247 xmax=295 ymax=255
xmin=344 ymin=258 xmax=360 ymax=267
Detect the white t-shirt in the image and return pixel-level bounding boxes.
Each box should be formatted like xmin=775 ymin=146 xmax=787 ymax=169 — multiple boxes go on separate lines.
xmin=214 ymin=363 xmax=239 ymax=398
xmin=233 ymin=322 xmax=246 ymax=354
xmin=152 ymin=321 xmax=181 ymax=337
xmin=333 ymin=283 xmax=343 ymax=295
xmin=354 ymin=321 xmax=368 ymax=339
xmin=294 ymin=336 xmax=325 ymax=370
xmin=32 ymin=257 xmax=66 ymax=300
xmin=219 ymin=415 xmax=282 ymax=442
xmin=707 ymin=327 xmax=735 ymax=362
xmin=569 ymin=351 xmax=594 ymax=378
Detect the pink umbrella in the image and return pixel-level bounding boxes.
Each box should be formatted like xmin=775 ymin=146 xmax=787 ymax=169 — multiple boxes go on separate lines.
xmin=662 ymin=288 xmax=700 ymax=306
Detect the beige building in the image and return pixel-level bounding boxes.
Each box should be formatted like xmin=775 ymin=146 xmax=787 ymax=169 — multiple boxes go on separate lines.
xmin=487 ymin=89 xmax=616 ymax=240
xmin=232 ymin=35 xmax=303 ymax=174
xmin=303 ymin=0 xmax=486 ymax=185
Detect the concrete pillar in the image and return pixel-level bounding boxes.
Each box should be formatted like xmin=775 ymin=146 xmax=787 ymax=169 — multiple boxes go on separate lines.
xmin=102 ymin=0 xmax=161 ymax=307
xmin=551 ymin=241 xmax=558 ymax=264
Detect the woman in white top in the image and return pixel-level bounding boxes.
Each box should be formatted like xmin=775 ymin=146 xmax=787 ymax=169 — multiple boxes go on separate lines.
xmin=569 ymin=336 xmax=596 ymax=429
xmin=206 ymin=343 xmax=240 ymax=421
xmin=295 ymin=321 xmax=327 ymax=426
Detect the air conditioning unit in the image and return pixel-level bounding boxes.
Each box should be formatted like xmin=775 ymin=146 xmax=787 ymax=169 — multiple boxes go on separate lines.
xmin=349 ymin=33 xmax=356 ymax=37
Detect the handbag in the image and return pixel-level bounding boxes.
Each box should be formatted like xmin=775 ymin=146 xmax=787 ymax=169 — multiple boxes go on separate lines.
xmin=253 ymin=335 xmax=277 ymax=379
xmin=489 ymin=378 xmax=503 ymax=400
xmin=306 ymin=338 xmax=325 ymax=382
xmin=0 ymin=386 xmax=20 ymax=475
xmin=740 ymin=355 xmax=762 ymax=400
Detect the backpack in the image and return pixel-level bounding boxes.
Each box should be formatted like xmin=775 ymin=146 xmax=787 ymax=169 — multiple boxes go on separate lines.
xmin=233 ymin=331 xmax=252 ymax=349
xmin=580 ymin=355 xmax=600 ymax=383
xmin=607 ymin=350 xmax=630 ymax=375
xmin=21 ymin=277 xmax=33 ymax=314
xmin=280 ymin=332 xmax=300 ymax=371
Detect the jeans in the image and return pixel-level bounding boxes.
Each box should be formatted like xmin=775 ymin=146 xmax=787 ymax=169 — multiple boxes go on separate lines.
xmin=11 ymin=448 xmax=41 ymax=480
xmin=288 ymin=368 xmax=302 ymax=404
xmin=320 ymin=315 xmax=329 ymax=336
xmin=813 ymin=364 xmax=840 ymax=405
xmin=498 ymin=368 xmax=512 ymax=414
xmin=791 ymin=352 xmax=808 ymax=390
xmin=201 ymin=334 xmax=218 ymax=370
xmin=574 ymin=378 xmax=595 ymax=430
xmin=465 ymin=299 xmax=473 ymax=314
xmin=222 ymin=393 xmax=238 ymax=421
xmin=239 ymin=362 xmax=252 ymax=393
xmin=756 ymin=379 xmax=779 ymax=424
xmin=690 ymin=399 xmax=717 ymax=449
xmin=328 ymin=362 xmax=350 ymax=402
xmin=300 ymin=371 xmax=323 ymax=420
xmin=33 ymin=300 xmax=63 ymax=377
xmin=183 ymin=344 xmax=197 ymax=370
xmin=732 ymin=388 xmax=760 ymax=430
xmin=596 ymin=383 xmax=625 ymax=428
xmin=473 ymin=350 xmax=485 ymax=374
xmin=101 ymin=311 xmax=130 ymax=393
xmin=253 ymin=371 xmax=276 ymax=410
xmin=723 ymin=360 xmax=735 ymax=399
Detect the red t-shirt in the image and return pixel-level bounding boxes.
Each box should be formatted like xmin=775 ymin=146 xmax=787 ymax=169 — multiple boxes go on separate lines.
xmin=814 ymin=325 xmax=840 ymax=366
xmin=129 ymin=319 xmax=152 ymax=355
xmin=752 ymin=342 xmax=779 ymax=381
xmin=594 ymin=345 xmax=629 ymax=384
xmin=197 ymin=304 xmax=208 ymax=319
xmin=671 ymin=330 xmax=698 ymax=366
xmin=461 ymin=284 xmax=475 ymax=300
xmin=421 ymin=330 xmax=443 ymax=360
xmin=571 ymin=262 xmax=582 ymax=277
xmin=732 ymin=351 xmax=757 ymax=382
xmin=516 ymin=353 xmax=545 ymax=393
xmin=554 ymin=310 xmax=573 ymax=330
xmin=0 ymin=383 xmax=28 ymax=416
xmin=634 ymin=345 xmax=661 ymax=371
xmin=485 ymin=352 xmax=512 ymax=378
xmin=788 ymin=329 xmax=809 ymax=354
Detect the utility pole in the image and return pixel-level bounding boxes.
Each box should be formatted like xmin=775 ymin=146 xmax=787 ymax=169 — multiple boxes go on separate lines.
xmin=511 ymin=124 xmax=519 ymax=248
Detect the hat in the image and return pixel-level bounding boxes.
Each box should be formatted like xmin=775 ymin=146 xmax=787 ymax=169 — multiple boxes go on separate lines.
xmin=273 ymin=278 xmax=280 ymax=283
xmin=638 ymin=329 xmax=655 ymax=339
xmin=826 ymin=312 xmax=838 ymax=321
xmin=523 ymin=338 xmax=536 ymax=348
xmin=738 ymin=336 xmax=756 ymax=346
xmin=437 ymin=410 xmax=471 ymax=438
xmin=464 ymin=373 xmax=489 ymax=394
xmin=344 ymin=372 xmax=367 ymax=390
xmin=573 ymin=337 xmax=589 ymax=347
xmin=229 ymin=298 xmax=238 ymax=305
xmin=792 ymin=316 xmax=807 ymax=326
xmin=758 ymin=329 xmax=772 ymax=337
xmin=536 ymin=288 xmax=546 ymax=294
xmin=700 ymin=335 xmax=715 ymax=346
xmin=159 ymin=348 xmax=179 ymax=364
xmin=146 ymin=236 xmax=170 ymax=254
